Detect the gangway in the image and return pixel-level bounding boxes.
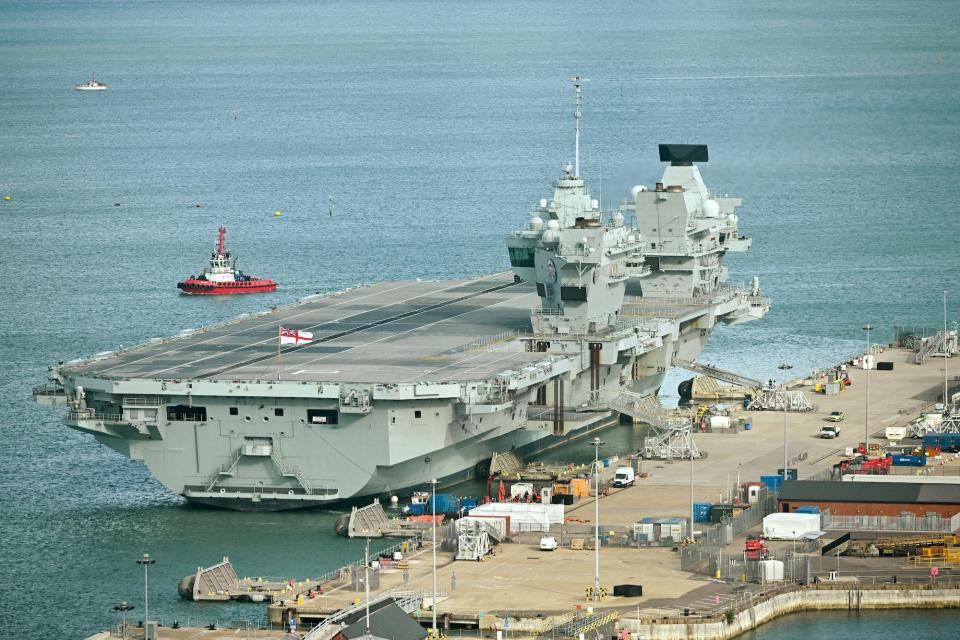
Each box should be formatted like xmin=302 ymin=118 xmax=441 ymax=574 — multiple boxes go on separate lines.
xmin=597 ymin=389 xmax=701 ymax=460
xmin=672 ymin=358 xmax=764 ymax=390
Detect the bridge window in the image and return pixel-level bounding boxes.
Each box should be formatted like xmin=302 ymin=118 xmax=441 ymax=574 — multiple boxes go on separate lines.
xmin=508 ymin=247 xmax=535 ymax=268
xmin=274 ymin=408 xmax=284 ymax=417
xmin=167 ymin=405 xmax=207 ymax=421
xmin=307 ymin=409 xmax=339 ymax=425
xmin=414 ymin=410 xmax=422 ymax=419
xmin=229 ymin=407 xmax=238 ymax=416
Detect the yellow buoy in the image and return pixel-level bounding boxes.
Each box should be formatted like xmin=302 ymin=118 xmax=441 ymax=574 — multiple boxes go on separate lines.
xmin=274 ymin=210 xmax=282 ymax=217
xmin=2 ymin=195 xmax=11 ymax=201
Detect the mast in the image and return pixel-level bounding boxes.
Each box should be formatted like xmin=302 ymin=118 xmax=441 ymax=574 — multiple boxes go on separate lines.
xmin=571 ymin=75 xmax=586 ymax=178
xmin=217 ymin=226 xmax=226 ymax=257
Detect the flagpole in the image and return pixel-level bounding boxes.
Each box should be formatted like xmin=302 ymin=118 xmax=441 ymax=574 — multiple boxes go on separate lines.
xmin=277 ymin=325 xmax=282 ymax=381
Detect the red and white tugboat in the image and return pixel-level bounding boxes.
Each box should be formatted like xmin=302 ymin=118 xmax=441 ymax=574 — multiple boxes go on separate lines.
xmin=177 ymin=226 xmax=277 ymax=295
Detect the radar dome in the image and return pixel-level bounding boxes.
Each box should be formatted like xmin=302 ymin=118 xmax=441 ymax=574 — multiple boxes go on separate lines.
xmin=703 ymin=199 xmax=720 ymax=218
xmin=726 ymin=214 xmax=738 ymax=225
xmin=541 ymin=229 xmax=560 ymax=245
xmin=630 ymin=185 xmax=647 ymax=198
xmin=529 ymin=216 xmax=544 ymax=230
xmin=547 ymin=219 xmax=560 ymax=231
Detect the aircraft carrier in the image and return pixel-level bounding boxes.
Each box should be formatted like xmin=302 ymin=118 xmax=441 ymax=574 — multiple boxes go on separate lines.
xmin=34 ymin=81 xmax=770 ymax=510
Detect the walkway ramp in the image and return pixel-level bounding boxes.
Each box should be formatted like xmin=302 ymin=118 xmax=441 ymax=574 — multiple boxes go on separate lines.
xmin=191 ymin=556 xmax=241 ymax=601
xmin=489 ymin=450 xmax=525 ymax=477
xmin=348 ymin=499 xmax=390 ymax=537
xmin=673 ymin=358 xmax=764 ymax=390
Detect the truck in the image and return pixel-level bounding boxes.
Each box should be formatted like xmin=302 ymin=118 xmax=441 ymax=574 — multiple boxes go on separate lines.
xmin=819 ymin=425 xmax=840 ymax=439
xmin=612 ymin=466 xmax=635 ymax=487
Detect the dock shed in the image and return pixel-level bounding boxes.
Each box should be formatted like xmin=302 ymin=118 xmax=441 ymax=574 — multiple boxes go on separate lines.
xmin=777 ymin=480 xmax=960 ymax=518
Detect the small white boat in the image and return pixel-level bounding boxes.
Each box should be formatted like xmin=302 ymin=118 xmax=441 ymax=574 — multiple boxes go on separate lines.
xmin=75 ymin=71 xmax=106 ymax=91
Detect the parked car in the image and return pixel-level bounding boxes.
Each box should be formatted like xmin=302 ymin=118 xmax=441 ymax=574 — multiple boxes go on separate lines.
xmin=539 ymin=536 xmax=558 ymax=551
xmin=819 ymin=425 xmax=840 ymax=439
xmin=826 ymin=411 xmax=845 ymax=422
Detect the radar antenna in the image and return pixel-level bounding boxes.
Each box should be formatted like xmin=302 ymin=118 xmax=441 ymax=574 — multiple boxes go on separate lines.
xmin=570 ymin=75 xmax=589 ymax=178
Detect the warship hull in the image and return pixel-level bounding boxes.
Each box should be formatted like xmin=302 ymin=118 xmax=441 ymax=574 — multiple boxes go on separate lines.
xmin=38 ymin=271 xmax=733 ymax=511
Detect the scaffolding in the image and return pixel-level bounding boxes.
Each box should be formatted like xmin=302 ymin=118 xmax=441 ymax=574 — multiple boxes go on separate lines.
xmin=455 ymin=520 xmax=493 ymax=561
xmin=748 ymin=388 xmax=816 ymax=412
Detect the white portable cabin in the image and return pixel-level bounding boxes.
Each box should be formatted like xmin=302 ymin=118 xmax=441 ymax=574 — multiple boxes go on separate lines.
xmin=762 ymin=513 xmax=821 ymax=540
xmin=468 ymin=502 xmax=564 ymax=533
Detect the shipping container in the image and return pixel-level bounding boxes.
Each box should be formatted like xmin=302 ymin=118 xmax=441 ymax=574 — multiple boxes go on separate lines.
xmin=693 ymin=502 xmax=713 ymax=523
xmin=794 ymin=506 xmax=820 ymax=514
xmin=459 ymin=497 xmax=478 ymax=511
xmin=710 ymin=504 xmax=734 ymax=523
xmin=922 ymin=433 xmax=960 ymax=453
xmin=760 ymin=475 xmax=784 ymax=491
xmin=887 ymin=454 xmax=927 ymax=467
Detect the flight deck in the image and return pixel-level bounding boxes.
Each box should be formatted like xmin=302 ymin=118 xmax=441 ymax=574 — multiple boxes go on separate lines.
xmin=64 ymin=273 xmax=547 ymax=385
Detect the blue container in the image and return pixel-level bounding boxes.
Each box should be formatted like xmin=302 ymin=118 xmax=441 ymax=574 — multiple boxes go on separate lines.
xmin=888 ymin=454 xmax=927 ymax=467
xmin=922 ymin=433 xmax=960 ymax=453
xmin=693 ymin=502 xmax=713 ymax=523
xmin=429 ymin=493 xmax=457 ymax=514
xmin=459 ymin=497 xmax=478 ymax=511
xmin=743 ymin=398 xmax=750 ymax=408
xmin=408 ymin=502 xmax=426 ymax=516
xmin=743 ymin=421 xmax=752 ymax=431
xmin=760 ymin=475 xmax=784 ymax=491
xmin=795 ymin=506 xmax=821 ymax=514
xmin=603 ymin=458 xmax=611 ymax=467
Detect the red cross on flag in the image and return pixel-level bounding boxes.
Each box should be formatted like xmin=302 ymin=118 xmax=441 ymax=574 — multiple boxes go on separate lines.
xmin=279 ymin=327 xmax=314 ymax=346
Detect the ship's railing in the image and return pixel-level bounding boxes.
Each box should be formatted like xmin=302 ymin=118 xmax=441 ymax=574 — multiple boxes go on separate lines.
xmin=32 ymin=382 xmax=64 ymax=396
xmin=556 ymin=245 xmax=593 ymax=258
xmin=122 ymin=396 xmax=163 ymax=407
xmin=66 ymin=409 xmax=127 ymax=424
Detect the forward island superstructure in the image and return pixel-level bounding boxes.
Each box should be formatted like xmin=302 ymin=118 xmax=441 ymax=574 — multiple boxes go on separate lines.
xmin=34 ymin=83 xmax=769 ymax=510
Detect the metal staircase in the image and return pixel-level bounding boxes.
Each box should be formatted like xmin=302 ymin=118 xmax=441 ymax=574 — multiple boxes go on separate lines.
xmin=205 ymin=448 xmax=244 ymax=492
xmin=271 ymin=449 xmax=314 ymax=495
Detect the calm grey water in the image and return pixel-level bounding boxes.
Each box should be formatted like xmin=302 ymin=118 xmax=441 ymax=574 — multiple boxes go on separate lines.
xmin=1 ymin=0 xmax=959 ymax=637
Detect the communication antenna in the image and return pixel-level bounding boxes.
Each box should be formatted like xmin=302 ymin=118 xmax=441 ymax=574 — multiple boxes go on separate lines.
xmin=570 ymin=75 xmax=589 ymax=178
xmin=328 ymin=194 xmax=334 ymax=217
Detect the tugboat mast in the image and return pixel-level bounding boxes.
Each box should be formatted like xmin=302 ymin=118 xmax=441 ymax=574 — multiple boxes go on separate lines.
xmin=216 ymin=225 xmax=226 ymax=257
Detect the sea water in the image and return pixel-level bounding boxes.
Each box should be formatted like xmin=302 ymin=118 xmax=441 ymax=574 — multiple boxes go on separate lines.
xmin=1 ymin=0 xmax=958 ymax=636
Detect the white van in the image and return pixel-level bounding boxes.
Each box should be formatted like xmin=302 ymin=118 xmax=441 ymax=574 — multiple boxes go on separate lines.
xmin=612 ymin=466 xmax=635 ymax=487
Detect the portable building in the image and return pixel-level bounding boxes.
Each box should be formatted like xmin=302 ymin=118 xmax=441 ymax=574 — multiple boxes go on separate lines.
xmin=762 ymin=512 xmax=821 ymax=540
xmin=468 ymin=502 xmax=563 ymax=532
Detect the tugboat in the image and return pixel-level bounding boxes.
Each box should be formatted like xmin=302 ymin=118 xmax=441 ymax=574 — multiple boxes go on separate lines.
xmin=177 ymin=226 xmax=277 ymax=295
xmin=75 ymin=71 xmax=107 ymax=91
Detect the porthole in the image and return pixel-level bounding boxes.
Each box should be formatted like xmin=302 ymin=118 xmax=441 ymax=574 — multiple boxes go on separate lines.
xmin=244 ymin=416 xmax=251 ymax=423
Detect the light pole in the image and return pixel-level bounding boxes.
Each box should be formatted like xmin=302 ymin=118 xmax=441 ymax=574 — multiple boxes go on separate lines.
xmin=689 ymin=421 xmax=694 ymax=541
xmin=137 ymin=554 xmax=156 ymax=631
xmin=364 ymin=534 xmax=372 ymax=638
xmin=428 ymin=478 xmax=438 ymax=637
xmin=944 ymin=291 xmax=949 ymax=408
xmin=591 ymin=437 xmax=605 ymax=601
xmin=863 ymin=324 xmax=872 ymax=451
xmin=112 ymin=602 xmax=134 ymax=640
xmin=778 ymin=363 xmax=793 ymax=478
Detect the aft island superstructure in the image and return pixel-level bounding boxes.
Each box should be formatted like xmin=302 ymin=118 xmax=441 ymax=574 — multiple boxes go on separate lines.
xmin=35 ymin=84 xmax=769 ymax=510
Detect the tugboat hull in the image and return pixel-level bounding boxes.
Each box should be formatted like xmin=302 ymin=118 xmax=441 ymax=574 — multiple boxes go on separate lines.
xmin=177 ymin=279 xmax=277 ymax=294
